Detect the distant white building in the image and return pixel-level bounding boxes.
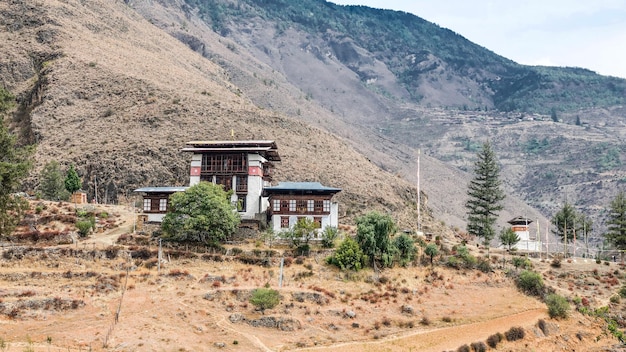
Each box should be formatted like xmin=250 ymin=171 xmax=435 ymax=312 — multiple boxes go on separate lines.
xmin=263 ymin=182 xmax=341 ymax=237
xmin=508 ymin=216 xmax=540 ymax=252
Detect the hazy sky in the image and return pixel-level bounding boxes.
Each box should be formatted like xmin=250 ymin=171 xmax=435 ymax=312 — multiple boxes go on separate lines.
xmin=331 ymin=0 xmax=626 ymax=79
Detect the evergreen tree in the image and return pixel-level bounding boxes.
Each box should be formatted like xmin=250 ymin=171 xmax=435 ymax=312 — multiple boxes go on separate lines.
xmin=551 ymin=202 xmax=579 ymax=255
xmin=424 ymin=243 xmax=438 ymax=266
xmin=606 ymin=192 xmax=626 ymax=261
xmin=162 ymin=182 xmax=240 ymax=246
xmin=578 ymin=213 xmax=593 ymax=258
xmin=551 ymin=108 xmax=558 ymax=122
xmin=0 ymin=88 xmax=33 ymax=238
xmin=465 ymin=141 xmax=505 ymax=256
xmin=499 ymin=228 xmax=520 ymax=251
xmin=394 ymin=233 xmax=416 ymax=267
xmin=39 ymin=161 xmax=69 ymax=201
xmin=64 ymin=164 xmax=81 ymax=194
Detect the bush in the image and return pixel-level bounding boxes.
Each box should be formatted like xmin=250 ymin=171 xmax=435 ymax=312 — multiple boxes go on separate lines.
xmin=456 ymin=344 xmax=470 ymax=352
xmin=470 ymin=341 xmax=487 ymax=352
xmin=321 ymin=226 xmax=339 ymax=248
xmin=516 ymin=270 xmax=544 ymax=296
xmin=486 ymin=332 xmax=503 ymax=348
xmin=476 ymin=258 xmax=491 ymax=273
xmin=249 ymin=287 xmax=280 ymax=314
xmin=545 ymin=294 xmax=570 ymax=319
xmin=327 ymin=237 xmax=364 ymax=271
xmin=75 ymin=220 xmax=93 ymax=237
xmin=619 ymin=284 xmax=626 ymax=298
xmin=504 ymin=326 xmax=525 ymax=341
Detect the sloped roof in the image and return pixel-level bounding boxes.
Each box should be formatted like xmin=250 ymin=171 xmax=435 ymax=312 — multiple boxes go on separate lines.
xmin=133 ymin=187 xmax=188 ymax=193
xmin=263 ymin=182 xmax=341 ymax=195
xmin=181 ymin=140 xmax=280 ymax=161
xmin=507 ymin=216 xmax=533 ymax=225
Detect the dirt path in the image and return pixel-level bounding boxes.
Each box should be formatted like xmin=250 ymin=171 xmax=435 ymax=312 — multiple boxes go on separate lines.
xmin=301 ymin=308 xmax=546 ymax=352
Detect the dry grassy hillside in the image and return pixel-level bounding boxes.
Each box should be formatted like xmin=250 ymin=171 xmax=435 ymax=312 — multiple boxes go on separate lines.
xmin=0 ymin=201 xmax=624 ymax=351
xmin=0 ymin=0 xmax=440 ymax=229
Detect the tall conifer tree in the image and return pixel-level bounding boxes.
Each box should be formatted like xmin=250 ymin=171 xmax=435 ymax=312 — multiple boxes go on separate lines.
xmin=466 ymin=141 xmax=505 ymax=256
xmin=0 ymin=88 xmax=33 ymax=238
xmin=606 ymin=192 xmax=626 ymax=261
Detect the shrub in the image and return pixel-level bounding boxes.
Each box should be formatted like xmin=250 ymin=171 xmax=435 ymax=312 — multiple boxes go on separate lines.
xmin=504 ymin=326 xmax=525 ymax=341
xmin=516 ymin=270 xmax=544 ymax=296
xmin=476 ymin=258 xmax=491 ymax=273
xmin=249 ymin=287 xmax=280 ymax=314
xmin=619 ymin=284 xmax=626 ymax=298
xmin=321 ymin=226 xmax=339 ymax=248
xmin=75 ymin=220 xmax=93 ymax=237
xmin=470 ymin=341 xmax=487 ymax=352
xmin=456 ymin=344 xmax=470 ymax=352
xmin=327 ymin=237 xmax=364 ymax=271
xmin=545 ymin=294 xmax=570 ymax=319
xmin=486 ymin=332 xmax=503 ymax=348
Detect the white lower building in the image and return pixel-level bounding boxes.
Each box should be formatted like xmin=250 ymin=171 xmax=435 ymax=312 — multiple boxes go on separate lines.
xmin=263 ymin=182 xmax=341 ymax=237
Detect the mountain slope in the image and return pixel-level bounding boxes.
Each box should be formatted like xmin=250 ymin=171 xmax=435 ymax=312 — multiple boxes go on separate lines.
xmin=0 ymin=0 xmax=442 ymax=231
xmin=183 ymin=0 xmax=626 ymax=114
xmin=132 ymin=0 xmax=626 ymax=237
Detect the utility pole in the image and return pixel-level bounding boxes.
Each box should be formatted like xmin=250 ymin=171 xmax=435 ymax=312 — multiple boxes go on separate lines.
xmin=158 ymin=239 xmax=162 ymax=274
xmin=417 ymin=149 xmax=421 ymax=234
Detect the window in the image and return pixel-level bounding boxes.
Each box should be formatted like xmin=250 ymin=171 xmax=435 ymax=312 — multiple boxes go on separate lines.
xmin=215 ymin=175 xmax=232 ymax=191
xmin=236 ymin=175 xmax=248 ymax=192
xmin=323 ymin=200 xmax=330 ymax=212
xmin=143 ymin=198 xmax=151 ymax=211
xmin=159 ymin=198 xmax=167 ymax=211
xmin=237 ymin=196 xmax=246 ymax=212
xmin=273 ymin=199 xmax=280 ymax=212
xmin=296 ymin=199 xmax=307 ymax=212
xmin=314 ymin=200 xmax=324 ymax=212
xmin=289 ymin=199 xmax=296 ymax=212
xmin=281 ymin=200 xmax=289 ymax=212
xmin=280 ymin=216 xmax=290 ymax=228
xmin=313 ymin=217 xmax=322 ymax=228
xmin=307 ymin=200 xmax=314 ymax=212
xmin=201 ymin=153 xmax=247 ymax=173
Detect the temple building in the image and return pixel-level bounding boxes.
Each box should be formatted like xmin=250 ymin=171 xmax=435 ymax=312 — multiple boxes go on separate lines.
xmin=508 ymin=216 xmax=541 ymax=252
xmin=182 ymin=140 xmax=280 ymax=224
xmin=134 ymin=140 xmax=342 ymax=237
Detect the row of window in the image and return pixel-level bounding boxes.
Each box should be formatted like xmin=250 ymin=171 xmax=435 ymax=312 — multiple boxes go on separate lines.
xmin=200 ymin=175 xmax=248 ymax=193
xmin=272 ymin=199 xmax=330 ymax=213
xmin=144 ymin=198 xmax=167 ymax=212
xmin=280 ymin=216 xmax=322 ymax=229
xmin=201 ymin=153 xmax=247 ymax=173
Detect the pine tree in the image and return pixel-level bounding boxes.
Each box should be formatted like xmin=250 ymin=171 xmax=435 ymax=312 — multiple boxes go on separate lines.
xmin=606 ymin=192 xmax=626 ymax=261
xmin=551 ymin=202 xmax=579 ymax=256
xmin=0 ymin=88 xmax=33 ymax=238
xmin=39 ymin=161 xmax=69 ymax=201
xmin=64 ymin=164 xmax=81 ymax=195
xmin=466 ymin=141 xmax=505 ymax=256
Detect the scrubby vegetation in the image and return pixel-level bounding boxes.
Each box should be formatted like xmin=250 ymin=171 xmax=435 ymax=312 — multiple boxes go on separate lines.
xmin=546 ymin=294 xmax=570 ymax=319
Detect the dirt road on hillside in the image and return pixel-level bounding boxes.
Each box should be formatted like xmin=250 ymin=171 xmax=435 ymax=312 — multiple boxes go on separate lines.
xmin=300 ymin=309 xmax=546 ymax=352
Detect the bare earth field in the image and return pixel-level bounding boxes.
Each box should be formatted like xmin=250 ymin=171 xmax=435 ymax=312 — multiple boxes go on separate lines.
xmin=0 ymin=202 xmax=623 ymax=351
